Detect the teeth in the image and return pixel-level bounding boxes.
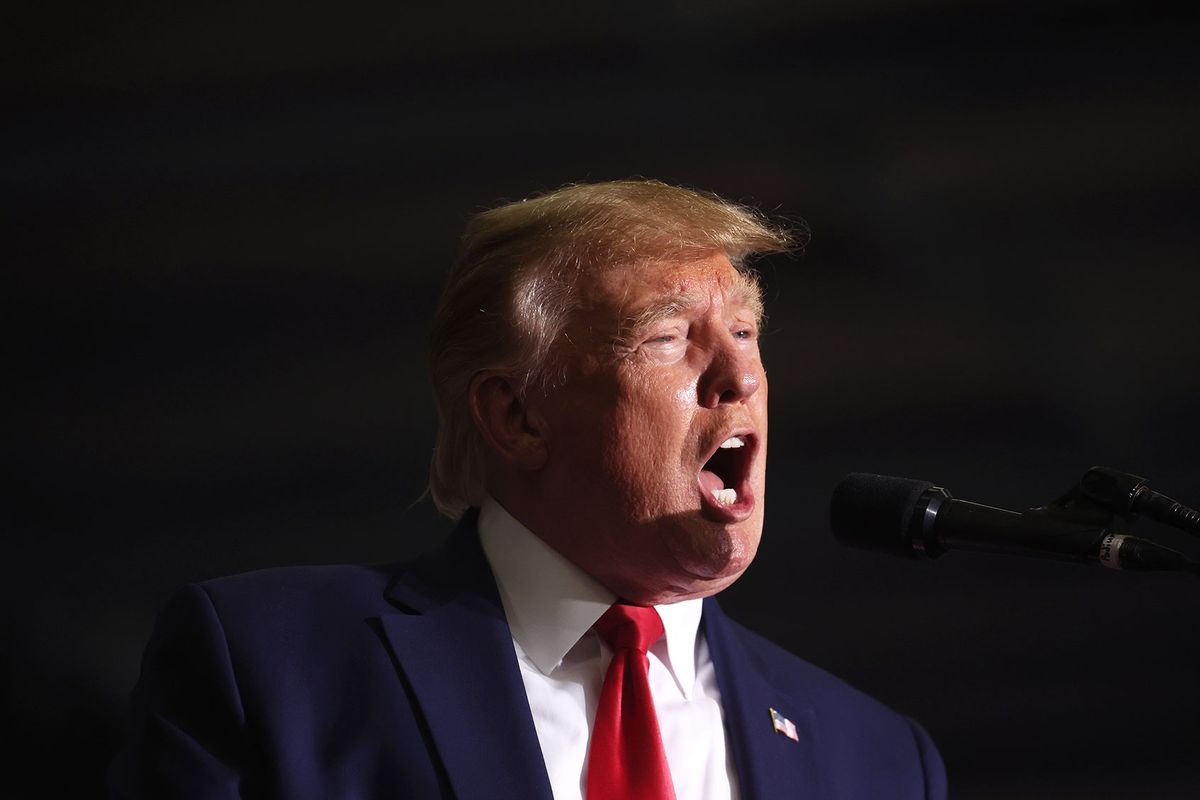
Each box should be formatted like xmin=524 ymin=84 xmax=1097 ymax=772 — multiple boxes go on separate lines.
xmin=719 ymin=436 xmax=745 ymax=449
xmin=712 ymin=488 xmax=738 ymax=505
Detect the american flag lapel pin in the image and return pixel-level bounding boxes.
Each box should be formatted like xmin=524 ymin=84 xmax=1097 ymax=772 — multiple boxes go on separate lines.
xmin=769 ymin=708 xmax=799 ymax=742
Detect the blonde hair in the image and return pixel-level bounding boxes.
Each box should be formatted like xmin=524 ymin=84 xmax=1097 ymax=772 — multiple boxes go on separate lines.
xmin=428 ymin=179 xmax=794 ymax=518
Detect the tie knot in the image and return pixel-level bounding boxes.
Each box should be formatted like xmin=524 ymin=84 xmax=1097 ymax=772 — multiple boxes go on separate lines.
xmin=593 ymin=603 xmax=664 ymax=653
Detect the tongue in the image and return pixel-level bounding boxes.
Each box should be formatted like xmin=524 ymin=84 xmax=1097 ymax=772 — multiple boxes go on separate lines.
xmin=699 ymin=469 xmax=726 ymax=494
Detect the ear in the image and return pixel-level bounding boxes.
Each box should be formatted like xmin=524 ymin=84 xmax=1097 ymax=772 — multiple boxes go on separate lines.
xmin=468 ymin=371 xmax=549 ymax=471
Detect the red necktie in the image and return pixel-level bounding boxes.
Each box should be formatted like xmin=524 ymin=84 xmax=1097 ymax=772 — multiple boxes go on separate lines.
xmin=586 ymin=603 xmax=677 ymax=800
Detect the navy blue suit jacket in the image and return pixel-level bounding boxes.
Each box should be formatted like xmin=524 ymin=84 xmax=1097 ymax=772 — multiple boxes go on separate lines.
xmin=110 ymin=515 xmax=946 ymax=798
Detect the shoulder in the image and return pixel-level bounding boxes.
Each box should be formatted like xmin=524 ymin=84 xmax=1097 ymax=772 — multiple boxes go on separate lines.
xmin=134 ymin=562 xmax=409 ymax=688
xmin=197 ymin=562 xmax=398 ymax=612
xmin=704 ymin=600 xmax=947 ymax=798
xmin=159 ymin=563 xmax=404 ymax=653
xmin=135 ymin=561 xmax=430 ymax=732
xmin=713 ymin=610 xmax=888 ymax=712
xmin=705 ymin=601 xmax=883 ymax=707
xmin=153 ymin=518 xmax=485 ymax=659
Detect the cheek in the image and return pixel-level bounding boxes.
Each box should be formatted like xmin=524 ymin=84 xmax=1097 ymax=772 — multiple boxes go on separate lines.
xmin=606 ymin=399 xmax=695 ymax=499
xmin=604 ymin=416 xmax=674 ymax=480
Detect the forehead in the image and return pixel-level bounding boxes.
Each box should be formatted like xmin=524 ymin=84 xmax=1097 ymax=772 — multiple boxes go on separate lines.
xmin=579 ymin=252 xmax=757 ymax=320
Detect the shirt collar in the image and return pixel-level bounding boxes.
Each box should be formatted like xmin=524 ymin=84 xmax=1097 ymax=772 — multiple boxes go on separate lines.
xmin=477 ymin=496 xmax=703 ymax=699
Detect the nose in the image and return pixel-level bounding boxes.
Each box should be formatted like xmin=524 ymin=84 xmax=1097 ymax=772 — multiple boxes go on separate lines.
xmin=699 ymin=336 xmax=762 ymax=408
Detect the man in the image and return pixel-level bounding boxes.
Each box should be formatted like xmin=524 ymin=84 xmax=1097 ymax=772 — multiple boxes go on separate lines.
xmin=110 ymin=180 xmax=946 ymax=798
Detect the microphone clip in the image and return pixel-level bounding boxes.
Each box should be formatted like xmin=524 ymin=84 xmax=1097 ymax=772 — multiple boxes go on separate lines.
xmin=1047 ymin=466 xmax=1200 ymax=538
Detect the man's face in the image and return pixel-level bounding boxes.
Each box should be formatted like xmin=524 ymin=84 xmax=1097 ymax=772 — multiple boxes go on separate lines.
xmin=530 ymin=252 xmax=768 ymax=604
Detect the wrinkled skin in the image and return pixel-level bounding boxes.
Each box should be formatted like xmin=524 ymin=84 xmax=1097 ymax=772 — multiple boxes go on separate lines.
xmin=520 ymin=252 xmax=769 ymax=605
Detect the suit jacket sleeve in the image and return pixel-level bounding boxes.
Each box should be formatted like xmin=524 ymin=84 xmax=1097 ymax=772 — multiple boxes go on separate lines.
xmin=907 ymin=716 xmax=947 ymax=800
xmin=108 ymin=584 xmax=249 ymax=799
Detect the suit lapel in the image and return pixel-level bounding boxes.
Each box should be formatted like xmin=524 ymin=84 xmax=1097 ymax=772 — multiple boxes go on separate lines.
xmin=703 ymin=598 xmax=821 ymax=799
xmin=377 ymin=514 xmax=554 ymax=800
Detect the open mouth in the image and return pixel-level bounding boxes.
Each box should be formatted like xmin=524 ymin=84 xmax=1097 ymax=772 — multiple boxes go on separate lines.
xmin=698 ymin=433 xmax=757 ymax=519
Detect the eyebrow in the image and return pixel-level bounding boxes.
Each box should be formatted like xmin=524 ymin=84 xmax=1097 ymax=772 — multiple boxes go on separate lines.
xmin=618 ymin=273 xmax=764 ymax=340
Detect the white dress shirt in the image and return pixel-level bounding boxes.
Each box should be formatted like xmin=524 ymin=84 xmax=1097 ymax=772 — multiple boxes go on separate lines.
xmin=478 ymin=496 xmax=739 ymax=800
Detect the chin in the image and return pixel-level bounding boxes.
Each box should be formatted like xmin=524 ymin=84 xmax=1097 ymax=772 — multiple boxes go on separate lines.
xmin=665 ymin=518 xmax=761 ymax=591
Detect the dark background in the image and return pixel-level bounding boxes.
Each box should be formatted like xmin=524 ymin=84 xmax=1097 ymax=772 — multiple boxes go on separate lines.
xmin=7 ymin=2 xmax=1200 ymax=797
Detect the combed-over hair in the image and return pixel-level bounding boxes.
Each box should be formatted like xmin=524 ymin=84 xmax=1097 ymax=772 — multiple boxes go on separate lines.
xmin=428 ymin=179 xmax=794 ymax=519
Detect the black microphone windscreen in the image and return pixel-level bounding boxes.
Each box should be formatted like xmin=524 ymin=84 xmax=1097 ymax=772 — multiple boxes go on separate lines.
xmin=831 ymin=473 xmax=932 ymax=557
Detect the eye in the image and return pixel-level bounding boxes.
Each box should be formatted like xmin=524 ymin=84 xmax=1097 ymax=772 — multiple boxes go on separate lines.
xmin=641 ymin=326 xmax=685 ymax=346
xmin=732 ymin=326 xmax=757 ymax=340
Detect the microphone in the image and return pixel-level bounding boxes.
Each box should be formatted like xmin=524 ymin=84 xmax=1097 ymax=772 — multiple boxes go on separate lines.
xmin=831 ymin=473 xmax=1199 ymax=574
